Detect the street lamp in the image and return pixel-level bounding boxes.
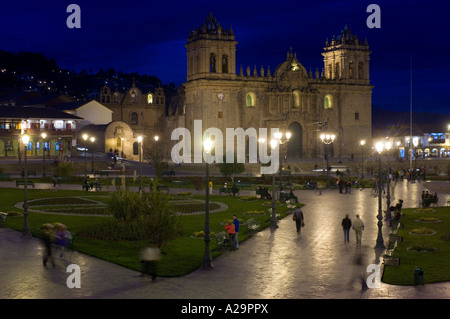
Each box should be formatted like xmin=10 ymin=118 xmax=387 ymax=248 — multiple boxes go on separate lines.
xmin=320 ymin=133 xmax=336 ymax=188
xmin=270 ymin=131 xmax=291 ymax=228
xmin=385 ymin=141 xmax=392 ymax=216
xmin=90 ymin=136 xmax=95 ymax=172
xmin=22 ymin=133 xmax=31 ymax=237
xmin=137 ymin=135 xmax=143 ymax=193
xmin=202 ymin=137 xmax=214 ymax=270
xmin=82 ymin=133 xmax=88 ymax=176
xmin=41 ymin=132 xmax=47 ymax=178
xmin=375 ymin=141 xmax=385 ymax=249
xmin=360 ymin=140 xmax=365 ymax=179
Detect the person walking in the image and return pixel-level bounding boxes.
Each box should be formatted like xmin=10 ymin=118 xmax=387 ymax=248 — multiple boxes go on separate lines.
xmin=352 ymin=214 xmax=365 ymax=245
xmin=209 ymin=179 xmax=213 ymax=195
xmin=292 ymin=208 xmax=304 ymax=233
xmin=224 ymin=221 xmax=236 ymax=251
xmin=232 ymin=215 xmax=240 ymax=249
xmin=41 ymin=223 xmax=55 ymax=267
xmin=341 ymin=214 xmax=352 ymax=243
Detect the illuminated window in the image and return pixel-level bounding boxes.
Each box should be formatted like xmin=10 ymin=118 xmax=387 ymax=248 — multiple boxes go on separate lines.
xmin=147 ymin=93 xmax=153 ymax=104
xmin=246 ymin=92 xmax=256 ymax=107
xmin=324 ymin=94 xmax=333 ymax=109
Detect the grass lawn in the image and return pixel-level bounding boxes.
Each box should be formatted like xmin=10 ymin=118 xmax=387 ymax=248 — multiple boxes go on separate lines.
xmin=1 ymin=188 xmax=296 ymax=277
xmin=382 ymin=206 xmax=450 ymax=285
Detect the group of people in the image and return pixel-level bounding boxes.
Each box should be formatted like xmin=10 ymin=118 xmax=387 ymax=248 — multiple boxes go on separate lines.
xmin=337 ymin=178 xmax=353 ymax=194
xmin=41 ymin=222 xmax=72 ymax=266
xmin=224 ymin=215 xmax=240 ymax=251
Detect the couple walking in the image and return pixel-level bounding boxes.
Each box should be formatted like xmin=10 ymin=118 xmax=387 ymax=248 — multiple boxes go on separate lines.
xmin=342 ymin=214 xmax=364 ymax=244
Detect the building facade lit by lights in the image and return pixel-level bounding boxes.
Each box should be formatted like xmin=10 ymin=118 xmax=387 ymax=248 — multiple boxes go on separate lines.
xmin=164 ymin=13 xmax=373 ymax=160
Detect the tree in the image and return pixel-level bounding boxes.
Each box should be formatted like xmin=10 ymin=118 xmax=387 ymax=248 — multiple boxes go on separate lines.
xmin=219 ymin=156 xmax=245 ymax=182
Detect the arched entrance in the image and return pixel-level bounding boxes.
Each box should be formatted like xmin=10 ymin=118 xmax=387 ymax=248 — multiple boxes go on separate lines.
xmin=287 ymin=122 xmax=303 ymax=159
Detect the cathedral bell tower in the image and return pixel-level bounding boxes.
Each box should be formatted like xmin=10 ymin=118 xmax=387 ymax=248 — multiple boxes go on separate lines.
xmin=322 ymin=25 xmax=371 ymax=84
xmin=186 ymin=13 xmax=237 ymax=81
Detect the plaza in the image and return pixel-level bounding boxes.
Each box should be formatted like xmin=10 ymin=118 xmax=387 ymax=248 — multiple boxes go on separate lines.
xmin=1 ymin=172 xmax=450 ymax=299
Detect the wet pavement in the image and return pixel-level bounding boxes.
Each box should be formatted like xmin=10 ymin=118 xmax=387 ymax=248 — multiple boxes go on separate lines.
xmin=1 ymin=179 xmax=450 ymax=300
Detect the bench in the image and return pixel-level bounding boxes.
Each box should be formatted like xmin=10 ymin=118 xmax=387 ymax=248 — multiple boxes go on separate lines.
xmin=0 ymin=212 xmax=7 ymax=225
xmin=0 ymin=173 xmax=11 ymax=179
xmin=235 ymin=182 xmax=252 ymax=189
xmin=94 ymin=170 xmax=110 ymax=177
xmin=52 ymin=176 xmax=68 ymax=185
xmin=389 ymin=222 xmax=402 ymax=236
xmin=246 ymin=218 xmax=260 ymax=232
xmin=279 ymin=192 xmax=298 ymax=203
xmin=215 ymin=231 xmax=230 ymax=249
xmin=219 ymin=187 xmax=239 ymax=196
xmin=422 ymin=197 xmax=438 ymax=208
xmin=21 ymin=170 xmax=36 ymax=178
xmin=384 ymin=240 xmax=398 ymax=258
xmin=157 ymin=185 xmax=169 ymax=193
xmin=256 ymin=187 xmax=272 ymax=199
xmin=163 ymin=170 xmax=176 ymax=177
xmin=172 ymin=180 xmax=189 ymax=187
xmin=16 ymin=180 xmax=35 ymax=188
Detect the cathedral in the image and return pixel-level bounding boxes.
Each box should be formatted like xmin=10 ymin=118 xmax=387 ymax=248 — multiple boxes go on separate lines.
xmin=171 ymin=13 xmax=372 ymax=161
xmin=99 ymin=13 xmax=373 ymax=162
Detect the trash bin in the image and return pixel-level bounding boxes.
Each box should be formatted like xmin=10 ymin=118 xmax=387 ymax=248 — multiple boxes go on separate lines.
xmin=414 ymin=266 xmax=424 ymax=285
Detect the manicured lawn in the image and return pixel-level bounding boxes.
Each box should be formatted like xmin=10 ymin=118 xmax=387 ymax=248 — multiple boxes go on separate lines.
xmin=382 ymin=206 xmax=450 ymax=285
xmin=1 ymin=188 xmax=295 ymax=277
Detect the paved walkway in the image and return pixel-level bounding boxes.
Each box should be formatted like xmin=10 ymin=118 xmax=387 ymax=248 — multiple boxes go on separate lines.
xmin=1 ymin=179 xmax=450 ymax=299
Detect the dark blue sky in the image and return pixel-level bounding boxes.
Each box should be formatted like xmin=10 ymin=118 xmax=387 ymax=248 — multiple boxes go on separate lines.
xmin=1 ymin=0 xmax=449 ymax=114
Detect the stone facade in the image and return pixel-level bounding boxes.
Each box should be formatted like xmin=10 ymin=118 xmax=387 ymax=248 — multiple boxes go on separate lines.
xmin=171 ymin=14 xmax=372 ymax=161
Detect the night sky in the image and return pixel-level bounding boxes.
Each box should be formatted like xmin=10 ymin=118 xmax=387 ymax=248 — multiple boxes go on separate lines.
xmin=1 ymin=0 xmax=449 ymax=114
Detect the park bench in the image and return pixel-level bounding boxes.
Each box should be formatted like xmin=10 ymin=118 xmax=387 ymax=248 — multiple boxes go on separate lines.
xmin=389 ymin=222 xmax=402 ymax=236
xmin=172 ymin=180 xmax=189 ymax=187
xmin=21 ymin=170 xmax=36 ymax=178
xmin=163 ymin=170 xmax=176 ymax=177
xmin=15 ymin=179 xmax=35 ymax=188
xmin=246 ymin=218 xmax=260 ymax=232
xmin=215 ymin=231 xmax=230 ymax=249
xmin=235 ymin=181 xmax=252 ymax=189
xmin=0 ymin=173 xmax=11 ymax=179
xmin=256 ymin=187 xmax=272 ymax=199
xmin=0 ymin=212 xmax=7 ymax=225
xmin=219 ymin=187 xmax=239 ymax=196
xmin=157 ymin=185 xmax=169 ymax=193
xmin=52 ymin=176 xmax=68 ymax=186
xmin=279 ymin=191 xmax=298 ymax=203
xmin=94 ymin=170 xmax=110 ymax=177
xmin=422 ymin=197 xmax=438 ymax=208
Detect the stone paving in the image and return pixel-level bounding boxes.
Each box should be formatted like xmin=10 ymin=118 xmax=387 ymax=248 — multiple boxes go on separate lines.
xmin=1 ymin=179 xmax=450 ymax=299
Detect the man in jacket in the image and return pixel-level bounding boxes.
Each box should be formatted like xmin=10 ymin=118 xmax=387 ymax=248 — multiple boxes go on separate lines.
xmin=341 ymin=214 xmax=352 ymax=243
xmin=293 ymin=208 xmax=304 ymax=233
xmin=352 ymin=214 xmax=365 ymax=245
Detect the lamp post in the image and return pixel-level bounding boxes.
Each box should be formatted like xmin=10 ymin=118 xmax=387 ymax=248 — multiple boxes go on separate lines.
xmin=202 ymin=137 xmax=214 ymax=270
xmin=137 ymin=135 xmax=143 ymax=193
xmin=82 ymin=133 xmax=88 ymax=176
xmin=385 ymin=141 xmax=392 ymax=215
xmin=270 ymin=131 xmax=291 ymax=228
xmin=41 ymin=132 xmax=47 ymax=178
xmin=375 ymin=141 xmax=385 ymax=249
xmin=360 ymin=140 xmax=365 ymax=179
xmin=90 ymin=136 xmax=95 ymax=172
xmin=22 ymin=133 xmax=31 ymax=237
xmin=320 ymin=133 xmax=336 ymax=189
